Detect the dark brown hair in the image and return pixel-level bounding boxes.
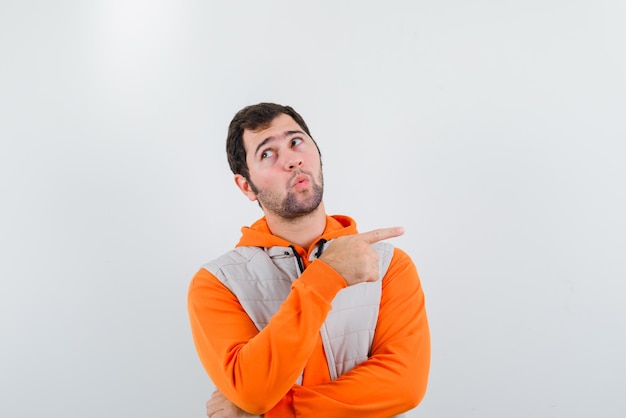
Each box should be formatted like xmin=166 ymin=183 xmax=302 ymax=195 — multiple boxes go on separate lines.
xmin=226 ymin=103 xmax=316 ymax=180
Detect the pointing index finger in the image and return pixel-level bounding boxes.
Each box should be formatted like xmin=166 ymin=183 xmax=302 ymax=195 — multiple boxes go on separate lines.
xmin=359 ymin=227 xmax=405 ymax=244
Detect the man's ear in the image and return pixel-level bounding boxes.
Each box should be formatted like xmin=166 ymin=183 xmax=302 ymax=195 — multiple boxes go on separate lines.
xmin=234 ymin=174 xmax=258 ymax=202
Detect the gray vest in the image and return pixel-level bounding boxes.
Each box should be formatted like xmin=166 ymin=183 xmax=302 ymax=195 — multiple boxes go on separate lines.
xmin=203 ymin=240 xmax=394 ymax=382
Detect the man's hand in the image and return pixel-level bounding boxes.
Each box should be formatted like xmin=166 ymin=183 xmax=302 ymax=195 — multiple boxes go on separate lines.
xmin=206 ymin=391 xmax=261 ymax=418
xmin=318 ymin=227 xmax=404 ymax=286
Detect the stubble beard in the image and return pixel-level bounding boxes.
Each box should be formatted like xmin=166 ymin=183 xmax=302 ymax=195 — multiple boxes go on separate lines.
xmin=251 ymin=171 xmax=324 ymax=220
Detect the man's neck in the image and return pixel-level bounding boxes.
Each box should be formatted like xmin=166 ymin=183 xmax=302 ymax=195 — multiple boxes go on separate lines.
xmin=264 ymin=203 xmax=327 ymax=250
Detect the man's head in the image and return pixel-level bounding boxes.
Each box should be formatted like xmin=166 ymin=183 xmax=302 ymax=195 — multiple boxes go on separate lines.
xmin=226 ymin=103 xmax=318 ymax=181
xmin=226 ymin=103 xmax=324 ymax=219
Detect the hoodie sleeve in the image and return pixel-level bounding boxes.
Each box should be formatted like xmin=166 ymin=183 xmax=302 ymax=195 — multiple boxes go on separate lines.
xmin=264 ymin=248 xmax=431 ymax=417
xmin=187 ymin=258 xmax=346 ymax=415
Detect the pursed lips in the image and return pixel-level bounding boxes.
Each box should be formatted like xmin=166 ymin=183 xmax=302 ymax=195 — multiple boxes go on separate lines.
xmin=290 ymin=172 xmax=311 ymax=188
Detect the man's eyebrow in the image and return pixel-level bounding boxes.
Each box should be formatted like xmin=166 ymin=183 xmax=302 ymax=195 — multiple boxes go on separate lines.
xmin=254 ymin=130 xmax=305 ymax=156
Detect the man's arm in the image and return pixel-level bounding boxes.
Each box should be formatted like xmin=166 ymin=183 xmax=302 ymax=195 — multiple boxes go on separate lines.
xmin=264 ymin=248 xmax=430 ymax=417
xmin=188 ymin=259 xmax=346 ymax=414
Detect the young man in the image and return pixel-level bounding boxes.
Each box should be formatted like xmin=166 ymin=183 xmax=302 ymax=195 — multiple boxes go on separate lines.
xmin=188 ymin=103 xmax=430 ymax=417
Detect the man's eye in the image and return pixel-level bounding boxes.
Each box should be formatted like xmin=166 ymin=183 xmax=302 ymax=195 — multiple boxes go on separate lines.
xmin=261 ymin=150 xmax=274 ymax=159
xmin=291 ymin=138 xmax=303 ymax=147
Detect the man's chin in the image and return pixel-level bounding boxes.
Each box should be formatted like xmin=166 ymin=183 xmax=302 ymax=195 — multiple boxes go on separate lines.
xmin=280 ymin=200 xmax=323 ymax=219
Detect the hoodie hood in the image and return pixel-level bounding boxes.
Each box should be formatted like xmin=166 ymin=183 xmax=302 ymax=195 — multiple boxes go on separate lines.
xmin=236 ymin=215 xmax=358 ymax=252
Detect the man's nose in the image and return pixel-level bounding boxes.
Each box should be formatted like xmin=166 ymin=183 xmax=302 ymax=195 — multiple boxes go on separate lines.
xmin=284 ymin=152 xmax=303 ymax=170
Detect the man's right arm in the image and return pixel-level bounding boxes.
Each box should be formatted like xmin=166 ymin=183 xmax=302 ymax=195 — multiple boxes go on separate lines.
xmin=187 ymin=259 xmax=345 ymax=415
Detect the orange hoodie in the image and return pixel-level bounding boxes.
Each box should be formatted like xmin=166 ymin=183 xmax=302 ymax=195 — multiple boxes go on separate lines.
xmin=188 ymin=215 xmax=430 ymax=417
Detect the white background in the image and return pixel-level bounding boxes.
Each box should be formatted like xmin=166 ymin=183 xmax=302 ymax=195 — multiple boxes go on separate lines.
xmin=1 ymin=1 xmax=625 ymax=417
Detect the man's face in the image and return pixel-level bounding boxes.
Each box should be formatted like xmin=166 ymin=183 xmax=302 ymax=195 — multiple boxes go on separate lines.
xmin=237 ymin=113 xmax=324 ymax=219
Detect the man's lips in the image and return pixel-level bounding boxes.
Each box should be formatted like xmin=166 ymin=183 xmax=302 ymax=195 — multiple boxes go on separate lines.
xmin=291 ymin=174 xmax=310 ymax=188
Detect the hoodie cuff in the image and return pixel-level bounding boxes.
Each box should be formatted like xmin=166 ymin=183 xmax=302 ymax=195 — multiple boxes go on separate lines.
xmin=297 ymin=259 xmax=347 ymax=303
